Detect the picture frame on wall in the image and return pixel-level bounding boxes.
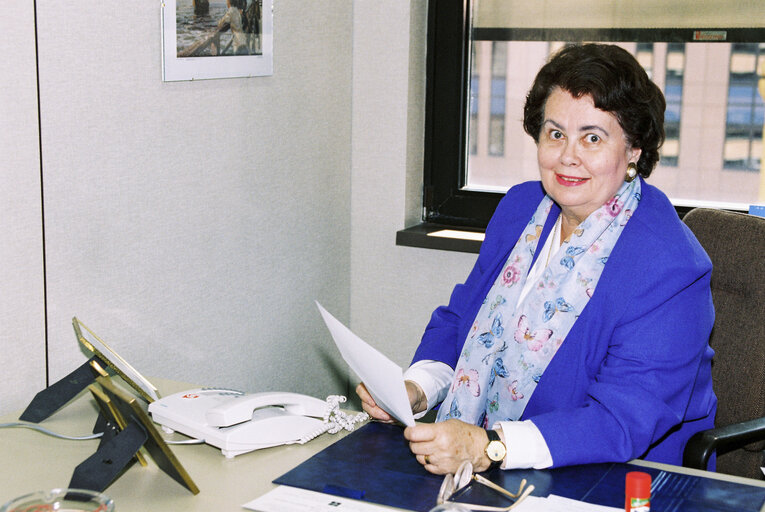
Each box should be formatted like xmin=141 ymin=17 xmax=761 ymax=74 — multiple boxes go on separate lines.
xmin=161 ymin=0 xmax=274 ymax=81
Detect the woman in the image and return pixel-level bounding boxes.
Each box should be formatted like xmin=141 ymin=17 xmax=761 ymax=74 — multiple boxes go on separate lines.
xmin=357 ymin=44 xmax=716 ymax=474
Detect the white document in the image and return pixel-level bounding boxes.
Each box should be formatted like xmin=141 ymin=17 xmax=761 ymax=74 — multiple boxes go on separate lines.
xmin=244 ymin=487 xmax=622 ymax=512
xmin=514 ymin=495 xmax=621 ymax=512
xmin=243 ymin=485 xmax=398 ymax=511
xmin=316 ymin=302 xmax=415 ymax=427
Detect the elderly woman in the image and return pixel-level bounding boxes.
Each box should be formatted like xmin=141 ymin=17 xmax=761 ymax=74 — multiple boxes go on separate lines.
xmin=357 ymin=44 xmax=716 ymax=474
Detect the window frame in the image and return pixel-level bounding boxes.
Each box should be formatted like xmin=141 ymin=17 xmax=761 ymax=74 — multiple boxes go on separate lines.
xmin=420 ymin=0 xmax=762 ymax=233
xmin=422 ymin=0 xmax=504 ymax=229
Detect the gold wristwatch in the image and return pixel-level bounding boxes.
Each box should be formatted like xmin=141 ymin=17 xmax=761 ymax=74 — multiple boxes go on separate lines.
xmin=485 ymin=429 xmax=506 ymax=470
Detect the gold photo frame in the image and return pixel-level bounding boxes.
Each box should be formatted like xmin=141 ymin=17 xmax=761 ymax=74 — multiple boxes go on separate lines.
xmin=89 ymin=376 xmax=199 ymax=494
xmin=73 ymin=317 xmax=159 ymax=403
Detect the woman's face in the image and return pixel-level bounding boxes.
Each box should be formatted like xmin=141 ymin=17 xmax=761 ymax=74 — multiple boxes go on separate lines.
xmin=537 ymin=87 xmax=641 ymax=224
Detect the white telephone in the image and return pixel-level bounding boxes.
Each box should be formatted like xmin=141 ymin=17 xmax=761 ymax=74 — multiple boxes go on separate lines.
xmin=148 ymin=388 xmax=348 ymax=458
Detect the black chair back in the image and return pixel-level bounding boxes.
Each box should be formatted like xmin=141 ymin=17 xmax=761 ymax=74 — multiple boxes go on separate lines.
xmin=683 ymin=208 xmax=765 ymax=479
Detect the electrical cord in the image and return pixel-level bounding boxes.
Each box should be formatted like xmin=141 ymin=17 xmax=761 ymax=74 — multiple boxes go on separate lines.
xmin=0 ymin=421 xmax=204 ymax=445
xmin=165 ymin=438 xmax=205 ymax=445
xmin=0 ymin=421 xmax=103 ymax=440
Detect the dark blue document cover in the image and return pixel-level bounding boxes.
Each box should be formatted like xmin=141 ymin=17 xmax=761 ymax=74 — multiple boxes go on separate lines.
xmin=274 ymin=422 xmax=765 ymax=512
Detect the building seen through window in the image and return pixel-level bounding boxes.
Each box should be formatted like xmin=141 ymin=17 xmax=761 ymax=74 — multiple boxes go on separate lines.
xmin=488 ymin=42 xmax=507 ymax=156
xmin=725 ymin=43 xmax=765 ymax=171
xmin=466 ymin=38 xmax=765 ymax=208
xmin=420 ymin=2 xmax=765 ymax=230
xmin=663 ymin=43 xmax=685 ymax=167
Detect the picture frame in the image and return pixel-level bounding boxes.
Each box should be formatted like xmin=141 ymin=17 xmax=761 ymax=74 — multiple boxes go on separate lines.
xmin=89 ymin=383 xmax=150 ymax=468
xmin=161 ymin=0 xmax=274 ymax=81
xmin=73 ymin=317 xmax=160 ymax=402
xmin=88 ymin=376 xmax=199 ymax=494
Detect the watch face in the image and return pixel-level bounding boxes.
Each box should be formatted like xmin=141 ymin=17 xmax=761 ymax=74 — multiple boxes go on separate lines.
xmin=487 ymin=440 xmax=506 ymax=462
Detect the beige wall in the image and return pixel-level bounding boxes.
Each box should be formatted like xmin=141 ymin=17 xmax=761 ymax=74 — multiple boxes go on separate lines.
xmin=1 ymin=1 xmax=354 ymax=415
xmin=0 ymin=0 xmax=482 ymax=417
xmin=348 ymin=1 xmax=479 ymax=382
xmin=1 ymin=3 xmax=46 ymax=413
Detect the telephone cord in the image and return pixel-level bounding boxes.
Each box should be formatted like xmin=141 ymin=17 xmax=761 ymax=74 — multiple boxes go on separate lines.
xmin=298 ymin=395 xmax=368 ymax=444
xmin=0 ymin=421 xmax=202 ymax=445
xmin=0 ymin=421 xmax=104 ymax=441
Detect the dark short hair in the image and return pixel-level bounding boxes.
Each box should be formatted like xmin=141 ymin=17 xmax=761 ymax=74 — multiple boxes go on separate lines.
xmin=523 ymin=44 xmax=666 ymax=178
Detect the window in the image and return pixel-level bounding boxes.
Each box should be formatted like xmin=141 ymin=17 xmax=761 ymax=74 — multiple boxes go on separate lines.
xmin=662 ymin=43 xmax=685 ymax=167
xmin=421 ymin=0 xmax=765 ymax=232
xmin=468 ymin=44 xmax=479 ymax=156
xmin=724 ymin=43 xmax=765 ymax=171
xmin=488 ymin=41 xmax=507 ymax=156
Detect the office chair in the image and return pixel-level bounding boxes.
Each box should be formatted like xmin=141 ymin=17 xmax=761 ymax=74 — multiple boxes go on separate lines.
xmin=681 ymin=208 xmax=765 ymax=480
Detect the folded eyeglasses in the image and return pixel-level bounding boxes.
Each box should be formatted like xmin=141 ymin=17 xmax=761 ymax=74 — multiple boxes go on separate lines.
xmin=436 ymin=461 xmax=535 ymax=511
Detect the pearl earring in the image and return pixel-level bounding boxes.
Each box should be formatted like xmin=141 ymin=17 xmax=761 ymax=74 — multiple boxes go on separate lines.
xmin=625 ymin=162 xmax=638 ymax=183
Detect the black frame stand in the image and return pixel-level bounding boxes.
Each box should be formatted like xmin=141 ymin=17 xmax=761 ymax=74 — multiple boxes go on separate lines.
xmin=19 ymin=360 xmax=199 ymax=495
xmin=19 ymin=356 xmax=106 ymax=423
xmin=68 ymin=419 xmax=148 ymax=492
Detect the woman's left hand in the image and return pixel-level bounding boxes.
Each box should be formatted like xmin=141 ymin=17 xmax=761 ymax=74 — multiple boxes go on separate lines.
xmin=404 ymin=419 xmax=491 ymax=474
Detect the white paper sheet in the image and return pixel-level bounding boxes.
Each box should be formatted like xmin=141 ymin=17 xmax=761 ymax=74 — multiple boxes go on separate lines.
xmin=316 ymin=302 xmax=415 ymax=427
xmin=243 ymin=486 xmax=623 ymax=512
xmin=508 ymin=495 xmax=622 ymax=511
xmin=243 ymin=485 xmax=397 ymax=511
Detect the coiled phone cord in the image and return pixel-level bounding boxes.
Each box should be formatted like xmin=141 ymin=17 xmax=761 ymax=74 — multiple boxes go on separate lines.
xmin=298 ymin=395 xmax=369 ymax=444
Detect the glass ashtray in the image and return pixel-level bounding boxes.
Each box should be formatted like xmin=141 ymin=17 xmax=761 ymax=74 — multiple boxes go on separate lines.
xmin=0 ymin=488 xmax=114 ymax=512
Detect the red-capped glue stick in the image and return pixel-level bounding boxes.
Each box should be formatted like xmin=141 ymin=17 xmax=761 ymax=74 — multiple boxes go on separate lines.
xmin=625 ymin=471 xmax=651 ymax=512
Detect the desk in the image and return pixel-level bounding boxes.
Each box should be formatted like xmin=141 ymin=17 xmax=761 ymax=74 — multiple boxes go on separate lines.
xmin=1 ymin=379 xmax=763 ymax=511
xmin=0 ymin=379 xmax=404 ymax=511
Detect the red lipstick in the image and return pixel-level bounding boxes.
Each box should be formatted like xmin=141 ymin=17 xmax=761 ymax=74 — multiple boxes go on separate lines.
xmin=555 ymin=174 xmax=589 ymax=186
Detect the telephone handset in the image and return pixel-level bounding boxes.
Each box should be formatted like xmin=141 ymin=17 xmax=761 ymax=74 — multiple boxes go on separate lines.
xmin=148 ymin=388 xmax=365 ymax=458
xmin=205 ymin=391 xmax=326 ymax=427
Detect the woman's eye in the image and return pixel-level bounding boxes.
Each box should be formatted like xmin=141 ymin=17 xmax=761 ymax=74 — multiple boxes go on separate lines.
xmin=550 ymin=130 xmax=563 ymax=140
xmin=586 ymin=134 xmax=600 ymax=143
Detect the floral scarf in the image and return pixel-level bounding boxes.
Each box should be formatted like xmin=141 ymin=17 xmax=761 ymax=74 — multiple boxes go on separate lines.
xmin=436 ymin=179 xmax=642 ymax=426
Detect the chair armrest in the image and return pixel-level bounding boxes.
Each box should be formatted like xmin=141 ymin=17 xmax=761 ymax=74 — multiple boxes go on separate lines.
xmin=682 ymin=416 xmax=765 ymax=470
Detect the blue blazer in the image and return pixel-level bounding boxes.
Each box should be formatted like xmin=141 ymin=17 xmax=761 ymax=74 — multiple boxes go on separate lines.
xmin=413 ymin=180 xmax=716 ymax=468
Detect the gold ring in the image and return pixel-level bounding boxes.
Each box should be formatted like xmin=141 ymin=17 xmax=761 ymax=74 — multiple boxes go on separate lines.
xmin=424 ymin=455 xmax=431 ymax=465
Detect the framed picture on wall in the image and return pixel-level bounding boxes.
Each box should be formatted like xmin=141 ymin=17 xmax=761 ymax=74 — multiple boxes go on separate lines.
xmin=161 ymin=0 xmax=274 ymax=81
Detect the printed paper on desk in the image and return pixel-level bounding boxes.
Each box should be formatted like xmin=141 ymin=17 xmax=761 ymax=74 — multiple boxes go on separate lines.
xmin=509 ymin=495 xmax=622 ymax=512
xmin=316 ymin=302 xmax=415 ymax=427
xmin=244 ymin=485 xmax=400 ymax=511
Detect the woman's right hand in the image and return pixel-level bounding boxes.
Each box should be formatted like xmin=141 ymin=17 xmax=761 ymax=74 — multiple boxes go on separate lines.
xmin=356 ymin=380 xmax=428 ymax=423
xmin=356 ymin=382 xmax=395 ymax=422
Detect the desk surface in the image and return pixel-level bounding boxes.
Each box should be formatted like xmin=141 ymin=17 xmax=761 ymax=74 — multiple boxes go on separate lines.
xmin=1 ymin=379 xmax=763 ymax=511
xmin=0 ymin=379 xmax=401 ymax=511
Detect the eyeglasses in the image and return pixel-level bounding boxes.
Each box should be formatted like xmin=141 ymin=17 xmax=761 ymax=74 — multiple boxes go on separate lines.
xmin=436 ymin=461 xmax=535 ymax=511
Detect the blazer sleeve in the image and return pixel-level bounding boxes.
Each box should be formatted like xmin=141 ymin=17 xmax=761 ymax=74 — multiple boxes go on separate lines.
xmin=530 ymin=218 xmax=715 ymax=467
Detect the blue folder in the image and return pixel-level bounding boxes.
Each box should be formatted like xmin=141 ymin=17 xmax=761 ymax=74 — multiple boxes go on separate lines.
xmin=274 ymin=422 xmax=765 ymax=512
